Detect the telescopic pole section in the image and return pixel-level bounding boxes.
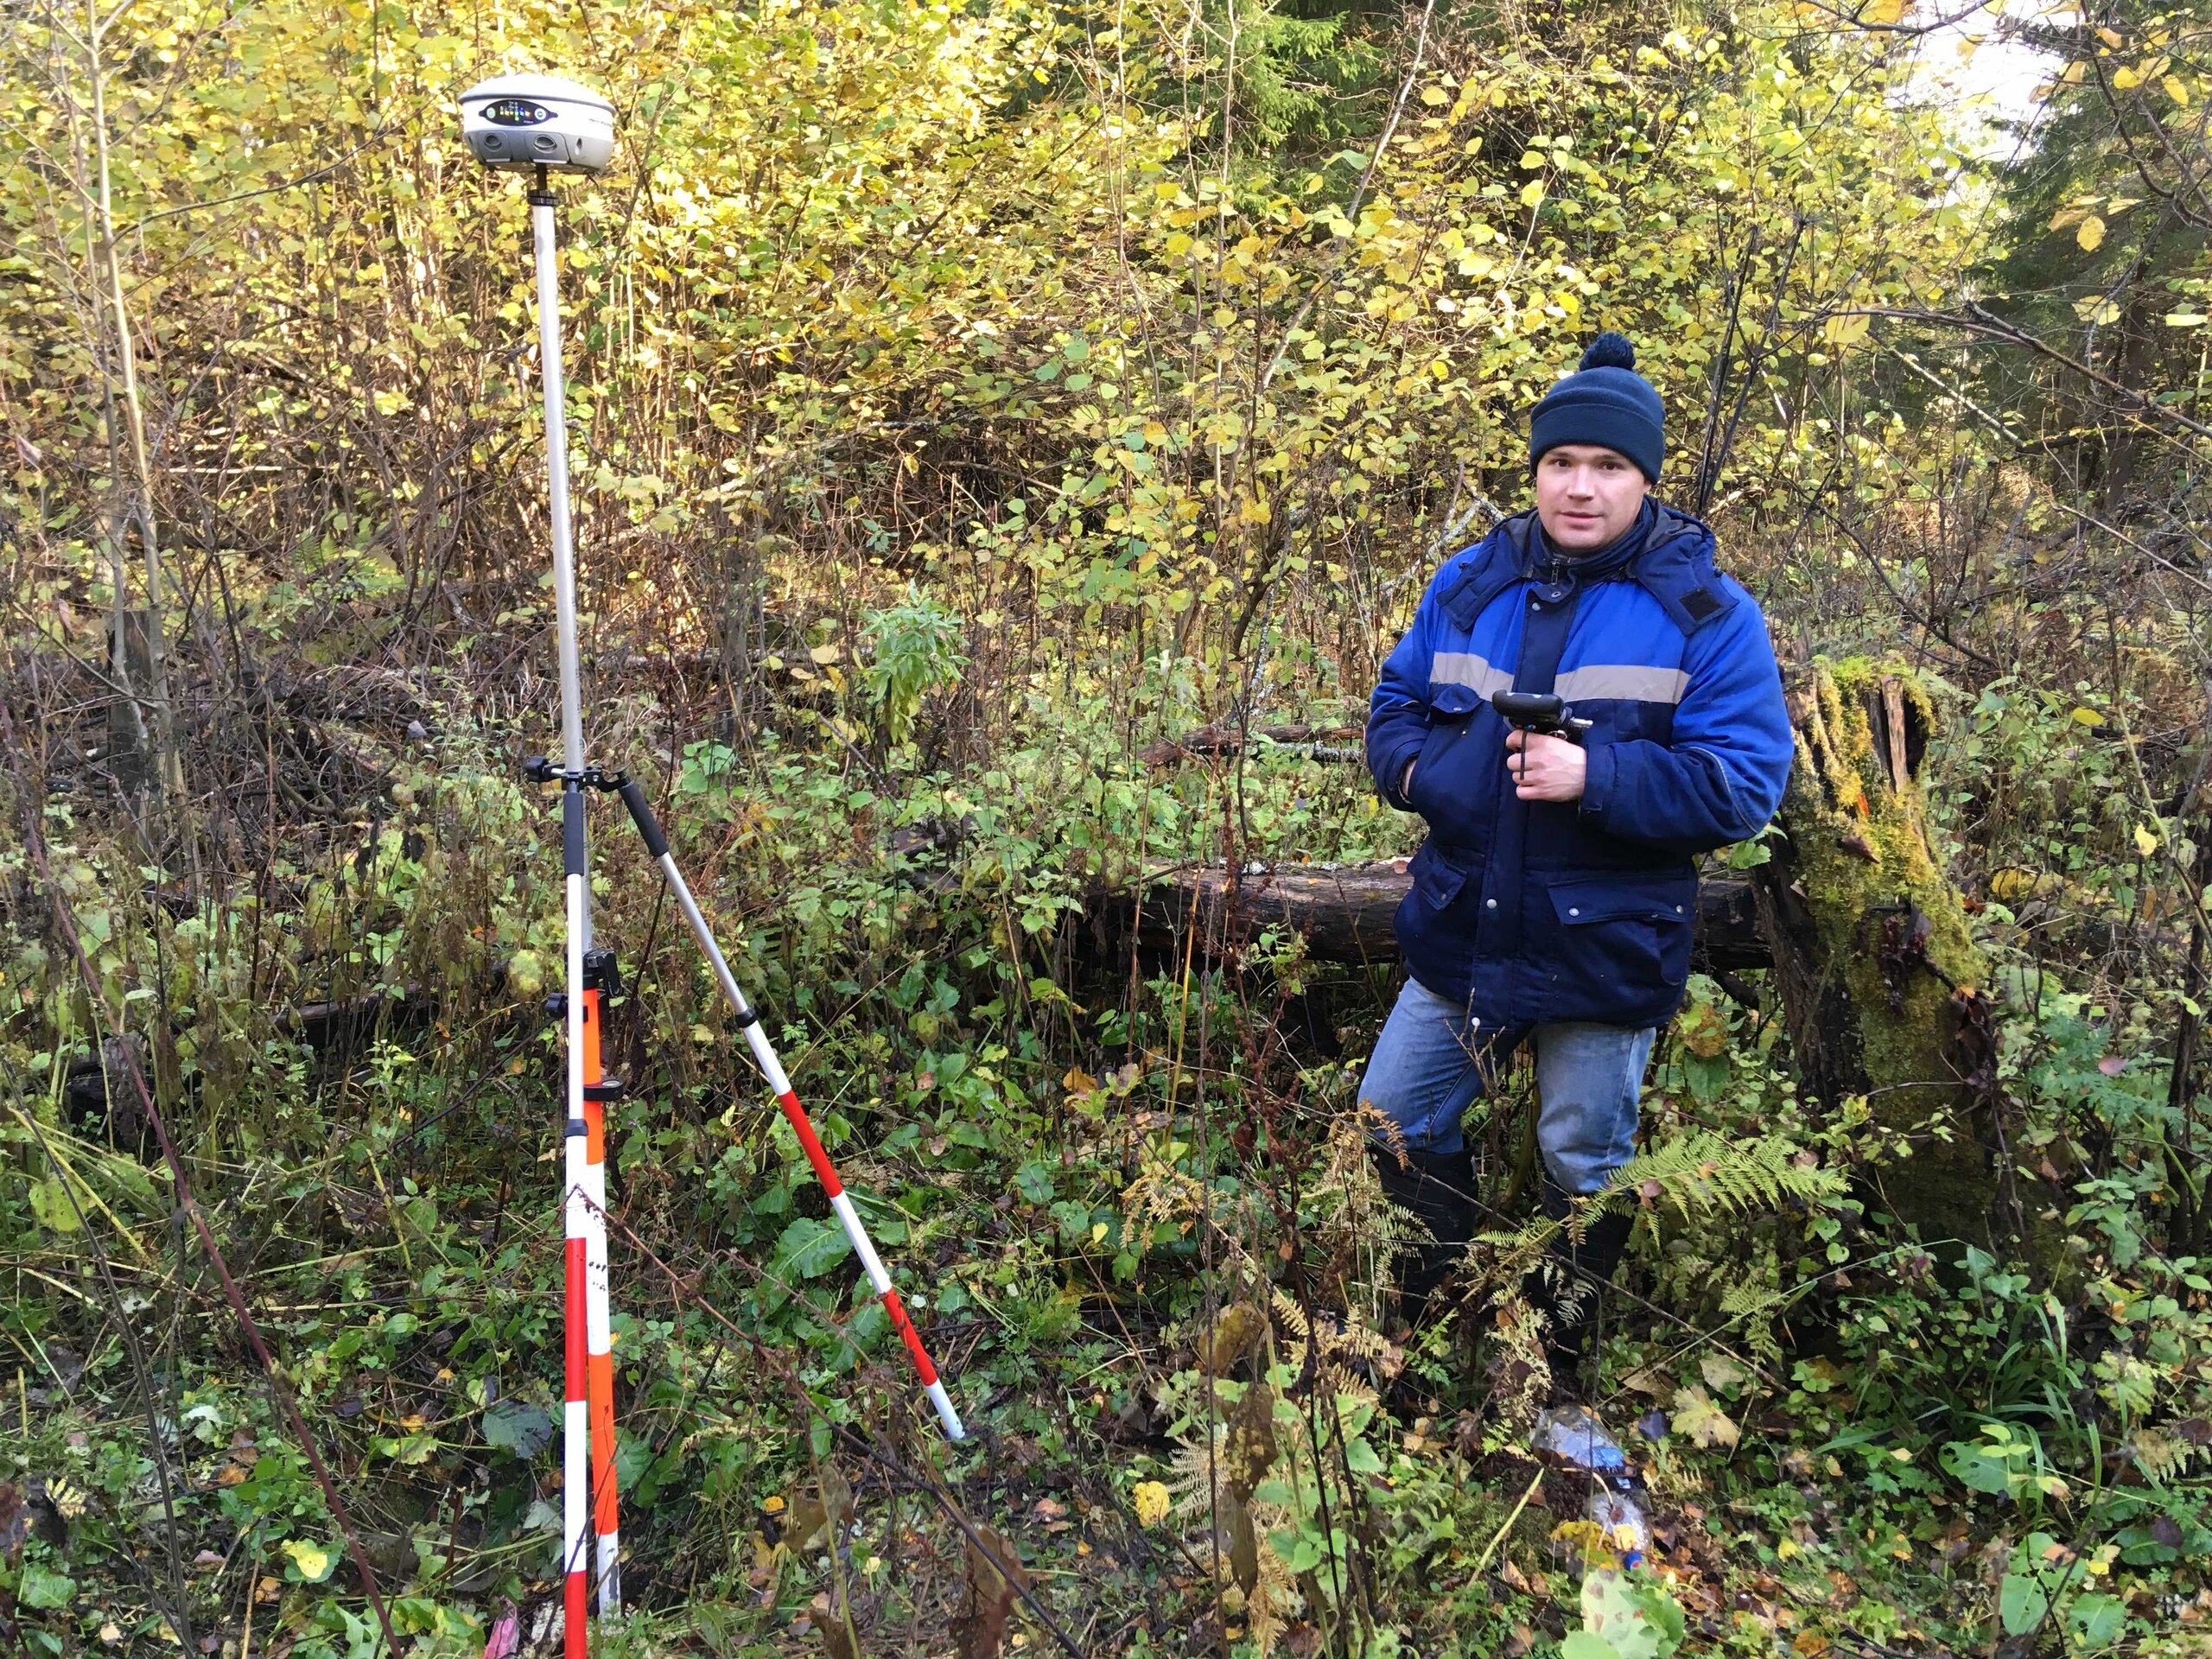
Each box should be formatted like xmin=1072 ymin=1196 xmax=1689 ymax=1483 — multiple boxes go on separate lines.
xmin=613 ymin=779 xmax=968 ymax=1441
xmin=533 ymin=176 xmax=586 ymax=783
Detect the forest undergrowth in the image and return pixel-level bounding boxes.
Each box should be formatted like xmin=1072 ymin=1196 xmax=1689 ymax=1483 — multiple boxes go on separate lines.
xmin=6 ymin=626 xmax=2212 ymax=1659
xmin=7 ymin=0 xmax=2212 ymax=1655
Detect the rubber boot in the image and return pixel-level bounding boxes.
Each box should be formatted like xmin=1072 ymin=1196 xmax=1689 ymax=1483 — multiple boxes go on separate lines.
xmin=1523 ymin=1179 xmax=1634 ymax=1400
xmin=1371 ymin=1145 xmax=1477 ymax=1328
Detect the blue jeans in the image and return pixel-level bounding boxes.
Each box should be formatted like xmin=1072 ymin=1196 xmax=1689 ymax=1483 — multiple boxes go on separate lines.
xmin=1359 ymin=976 xmax=1656 ymax=1194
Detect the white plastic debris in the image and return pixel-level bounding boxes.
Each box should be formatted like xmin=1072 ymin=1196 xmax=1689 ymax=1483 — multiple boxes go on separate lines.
xmin=1585 ymin=1483 xmax=1651 ymax=1562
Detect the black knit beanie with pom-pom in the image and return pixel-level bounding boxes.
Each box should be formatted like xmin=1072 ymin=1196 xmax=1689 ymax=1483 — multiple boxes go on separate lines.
xmin=1529 ymin=332 xmax=1664 ymax=481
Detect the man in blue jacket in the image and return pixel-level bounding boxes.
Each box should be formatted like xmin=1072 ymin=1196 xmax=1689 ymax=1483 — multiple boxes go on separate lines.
xmin=1363 ymin=332 xmax=1793 ymax=1396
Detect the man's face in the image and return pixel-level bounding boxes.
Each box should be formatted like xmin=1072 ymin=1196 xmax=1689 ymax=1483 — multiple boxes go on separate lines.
xmin=1534 ymin=444 xmax=1649 ymax=551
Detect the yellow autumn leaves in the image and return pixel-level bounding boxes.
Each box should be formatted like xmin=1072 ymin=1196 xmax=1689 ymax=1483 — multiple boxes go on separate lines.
xmin=2050 ymin=196 xmax=2141 ymax=252
xmin=1132 ymin=1479 xmax=1172 ymax=1528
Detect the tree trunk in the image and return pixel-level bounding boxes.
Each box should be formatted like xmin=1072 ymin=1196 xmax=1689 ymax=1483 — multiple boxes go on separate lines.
xmin=86 ymin=0 xmax=181 ymax=813
xmin=106 ymin=605 xmax=155 ymax=803
xmin=1751 ymin=658 xmax=2004 ymax=1247
xmin=721 ymin=527 xmax=778 ymax=751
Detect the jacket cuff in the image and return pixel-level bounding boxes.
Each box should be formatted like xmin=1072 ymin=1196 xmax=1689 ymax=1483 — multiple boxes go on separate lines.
xmin=1578 ymin=741 xmax=1619 ymax=830
xmin=1377 ymin=737 xmax=1425 ymax=811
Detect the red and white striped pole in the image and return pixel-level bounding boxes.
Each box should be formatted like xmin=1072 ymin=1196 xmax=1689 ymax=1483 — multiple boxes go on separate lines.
xmin=613 ymin=779 xmax=966 ymax=1440
xmin=578 ymin=964 xmax=620 ymax=1611
xmin=558 ymin=788 xmax=592 ymax=1653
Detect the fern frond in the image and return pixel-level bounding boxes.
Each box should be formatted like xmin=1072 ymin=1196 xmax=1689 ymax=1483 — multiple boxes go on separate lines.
xmin=1166 ymin=1425 xmax=1228 ymax=1519
xmin=1329 ymin=1316 xmax=1402 ymax=1369
xmin=2133 ymin=1426 xmax=2204 ymax=1483
xmin=1163 ymin=1420 xmax=1304 ymax=1656
xmin=1719 ymin=1276 xmax=1786 ymax=1367
xmin=1319 ymin=1361 xmax=1383 ymax=1411
xmin=1269 ymin=1283 xmax=1313 ymax=1344
xmin=1472 ymin=1217 xmax=1564 ymax=1273
xmin=1599 ymin=1130 xmax=1842 ymax=1221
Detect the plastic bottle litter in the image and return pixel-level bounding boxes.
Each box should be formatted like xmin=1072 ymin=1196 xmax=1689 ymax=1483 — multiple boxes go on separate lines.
xmin=1533 ymin=1405 xmax=1651 ymax=1565
xmin=1535 ymin=1403 xmax=1629 ymax=1471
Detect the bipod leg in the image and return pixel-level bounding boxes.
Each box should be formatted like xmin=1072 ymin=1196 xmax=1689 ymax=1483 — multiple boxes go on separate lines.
xmin=609 ymin=774 xmax=968 ymax=1441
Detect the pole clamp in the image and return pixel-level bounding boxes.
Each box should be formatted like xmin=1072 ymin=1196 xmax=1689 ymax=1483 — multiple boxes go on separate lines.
xmin=582 ymin=946 xmax=624 ymax=996
xmin=584 ymin=1080 xmax=626 ymax=1103
xmin=524 ymin=756 xmax=633 ymax=791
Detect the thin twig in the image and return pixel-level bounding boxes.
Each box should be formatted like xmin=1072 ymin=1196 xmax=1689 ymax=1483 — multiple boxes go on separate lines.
xmin=1469 ymin=1465 xmax=1547 ymax=1580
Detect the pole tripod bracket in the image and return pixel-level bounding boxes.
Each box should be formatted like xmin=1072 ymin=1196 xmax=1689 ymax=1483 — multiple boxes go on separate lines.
xmin=582 ymin=945 xmax=623 ymax=996
xmin=524 ymin=755 xmax=634 ymax=792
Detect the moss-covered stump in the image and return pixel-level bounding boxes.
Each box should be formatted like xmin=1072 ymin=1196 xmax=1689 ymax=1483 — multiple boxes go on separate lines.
xmin=1751 ymin=658 xmax=2002 ymax=1247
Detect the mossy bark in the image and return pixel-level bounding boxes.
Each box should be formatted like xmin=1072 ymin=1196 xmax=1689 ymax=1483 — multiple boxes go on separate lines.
xmin=1751 ymin=658 xmax=2004 ymax=1247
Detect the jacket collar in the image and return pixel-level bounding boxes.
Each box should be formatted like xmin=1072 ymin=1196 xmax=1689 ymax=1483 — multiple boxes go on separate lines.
xmin=1439 ymin=501 xmax=1717 ymax=630
xmin=1532 ymin=499 xmax=1650 ymax=599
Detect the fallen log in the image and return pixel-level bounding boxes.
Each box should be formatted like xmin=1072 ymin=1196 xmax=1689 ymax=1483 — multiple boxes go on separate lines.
xmin=1139 ymin=723 xmax=1363 ymax=767
xmin=1112 ymin=860 xmax=1770 ymax=971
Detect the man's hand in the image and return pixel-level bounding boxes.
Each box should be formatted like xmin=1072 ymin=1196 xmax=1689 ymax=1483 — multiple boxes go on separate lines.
xmin=1505 ymin=728 xmax=1586 ymax=802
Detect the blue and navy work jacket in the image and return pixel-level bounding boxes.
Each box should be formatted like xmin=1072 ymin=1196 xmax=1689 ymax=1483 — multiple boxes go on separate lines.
xmin=1366 ymin=501 xmax=1794 ymax=1029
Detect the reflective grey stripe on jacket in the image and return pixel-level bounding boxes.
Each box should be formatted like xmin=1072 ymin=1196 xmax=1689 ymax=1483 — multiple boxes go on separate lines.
xmin=1431 ymin=652 xmax=1512 ymax=698
xmin=1431 ymin=656 xmax=1687 ymax=705
xmin=1553 ymin=664 xmax=1689 ymax=704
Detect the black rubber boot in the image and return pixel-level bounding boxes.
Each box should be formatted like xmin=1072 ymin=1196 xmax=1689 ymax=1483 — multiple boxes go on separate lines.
xmin=1524 ymin=1179 xmax=1635 ymax=1399
xmin=1371 ymin=1145 xmax=1478 ymax=1328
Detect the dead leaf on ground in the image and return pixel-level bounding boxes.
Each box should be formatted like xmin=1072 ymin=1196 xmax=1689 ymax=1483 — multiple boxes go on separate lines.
xmin=1225 ymin=1381 xmax=1279 ymax=1497
xmin=950 ymin=1522 xmax=1031 ymax=1659
xmin=1198 ymin=1301 xmax=1268 ymax=1376
xmin=785 ymin=1464 xmax=855 ymax=1555
xmin=818 ymin=1610 xmax=861 ymax=1659
xmin=1699 ymin=1351 xmax=1748 ymax=1393
xmin=1671 ymin=1384 xmax=1742 ymax=1449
